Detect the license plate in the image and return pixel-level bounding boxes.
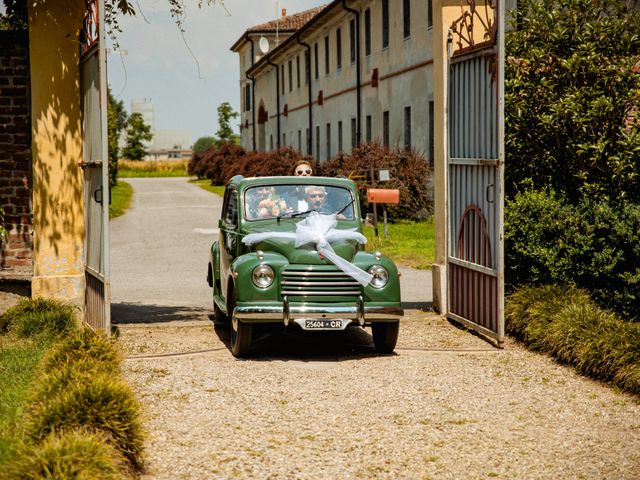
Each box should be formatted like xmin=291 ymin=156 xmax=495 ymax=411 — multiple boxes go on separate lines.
xmin=299 ymin=319 xmax=349 ymax=330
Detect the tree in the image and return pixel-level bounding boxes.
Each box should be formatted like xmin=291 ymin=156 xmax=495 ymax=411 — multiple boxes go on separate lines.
xmin=108 ymin=88 xmax=128 ymax=187
xmin=122 ymin=113 xmax=152 ymax=161
xmin=215 ymin=102 xmax=239 ymax=144
xmin=505 ymin=0 xmax=640 ymax=203
xmin=193 ymin=136 xmax=217 ymax=153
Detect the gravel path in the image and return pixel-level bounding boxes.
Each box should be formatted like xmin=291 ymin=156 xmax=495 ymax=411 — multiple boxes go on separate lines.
xmin=118 ymin=314 xmax=640 ymax=480
xmin=112 ymin=178 xmax=640 ymax=479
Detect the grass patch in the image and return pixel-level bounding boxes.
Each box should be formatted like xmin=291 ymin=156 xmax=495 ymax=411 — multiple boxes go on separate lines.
xmin=506 ymin=285 xmax=640 ymax=394
xmin=190 ymin=179 xmax=226 ymax=197
xmin=0 ymin=339 xmax=48 ymax=465
xmin=0 ymin=297 xmax=78 ymax=341
xmin=364 ymin=219 xmax=435 ymax=269
xmin=109 ymin=181 xmax=133 ymax=219
xmin=118 ymin=159 xmax=189 ymax=177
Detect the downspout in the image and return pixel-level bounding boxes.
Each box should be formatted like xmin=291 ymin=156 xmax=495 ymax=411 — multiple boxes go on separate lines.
xmin=296 ymin=35 xmax=313 ymax=156
xmin=245 ymin=34 xmax=256 ymax=151
xmin=342 ymin=0 xmax=361 ymax=146
xmin=266 ymin=56 xmax=281 ymax=149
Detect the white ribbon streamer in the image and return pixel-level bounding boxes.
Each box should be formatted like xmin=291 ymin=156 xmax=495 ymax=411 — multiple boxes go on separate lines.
xmin=242 ymin=212 xmax=373 ymax=286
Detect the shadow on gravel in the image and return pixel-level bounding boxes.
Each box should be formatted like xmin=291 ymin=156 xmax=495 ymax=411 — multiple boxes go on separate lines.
xmin=112 ymin=302 xmax=209 ymax=324
xmin=213 ymin=323 xmax=394 ymax=361
xmin=401 ymin=301 xmax=433 ymax=311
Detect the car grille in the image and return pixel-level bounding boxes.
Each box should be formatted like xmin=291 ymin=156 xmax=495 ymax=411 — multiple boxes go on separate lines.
xmin=280 ymin=267 xmax=362 ymax=298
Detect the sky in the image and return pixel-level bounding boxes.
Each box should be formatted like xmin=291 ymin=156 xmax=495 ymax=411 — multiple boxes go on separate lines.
xmin=107 ymin=0 xmax=325 ymax=146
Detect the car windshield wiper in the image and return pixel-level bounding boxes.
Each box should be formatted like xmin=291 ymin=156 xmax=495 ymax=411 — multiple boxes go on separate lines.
xmin=334 ymin=198 xmax=355 ymax=217
xmin=276 ymin=209 xmax=317 ymax=221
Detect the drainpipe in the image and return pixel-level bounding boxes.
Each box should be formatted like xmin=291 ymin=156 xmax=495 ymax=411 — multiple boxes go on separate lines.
xmin=297 ymin=35 xmax=313 ymax=156
xmin=246 ymin=34 xmax=256 ymax=151
xmin=266 ymin=56 xmax=281 ymax=149
xmin=342 ymin=0 xmax=361 ymax=146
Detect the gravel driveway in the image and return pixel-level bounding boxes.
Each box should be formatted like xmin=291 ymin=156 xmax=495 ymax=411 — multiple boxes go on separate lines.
xmin=112 ymin=178 xmax=640 ymax=479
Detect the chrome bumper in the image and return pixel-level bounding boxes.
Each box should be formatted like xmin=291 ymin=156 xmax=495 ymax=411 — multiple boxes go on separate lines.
xmin=233 ymin=295 xmax=403 ymax=326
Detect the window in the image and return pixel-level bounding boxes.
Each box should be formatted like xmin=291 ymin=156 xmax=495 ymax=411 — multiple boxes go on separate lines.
xmin=382 ymin=0 xmax=389 ymax=48
xmin=365 ymin=8 xmax=371 ymax=56
xmin=428 ymin=0 xmax=433 ymax=29
xmin=306 ymin=128 xmax=311 ymax=155
xmin=296 ymin=56 xmax=300 ymax=88
xmin=298 ymin=129 xmax=302 ymax=151
xmin=404 ymin=106 xmax=411 ymax=149
xmin=281 ymin=65 xmax=285 ymax=94
xmin=366 ymin=115 xmax=372 ymax=143
xmin=314 ymin=43 xmax=319 ymax=79
xmin=336 ymin=28 xmax=342 ymax=69
xmin=338 ymin=120 xmax=343 ymax=152
xmin=288 ymin=60 xmax=293 ymax=92
xmin=383 ymin=110 xmax=389 ymax=146
xmin=403 ymin=0 xmax=411 ymax=38
xmin=270 ymin=134 xmax=273 ymax=151
xmin=304 ymin=50 xmax=310 ymax=84
xmin=428 ymin=101 xmax=434 ymax=166
xmin=283 ymin=133 xmax=286 ymax=146
xmin=244 ymin=83 xmax=251 ymax=112
xmin=351 ymin=118 xmax=357 ymax=148
xmin=325 ymin=35 xmax=330 ymax=75
xmin=316 ymin=125 xmax=320 ymax=161
xmin=326 ymin=123 xmax=331 ymax=160
xmin=349 ymin=19 xmax=356 ymax=63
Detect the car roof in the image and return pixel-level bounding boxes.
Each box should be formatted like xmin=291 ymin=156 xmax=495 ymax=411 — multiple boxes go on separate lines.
xmin=229 ymin=175 xmax=357 ymax=190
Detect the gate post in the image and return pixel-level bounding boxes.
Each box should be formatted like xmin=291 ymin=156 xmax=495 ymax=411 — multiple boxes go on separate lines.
xmin=431 ymin=1 xmax=461 ymax=314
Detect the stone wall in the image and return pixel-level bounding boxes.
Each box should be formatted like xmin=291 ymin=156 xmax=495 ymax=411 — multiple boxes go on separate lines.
xmin=0 ymin=30 xmax=33 ymax=282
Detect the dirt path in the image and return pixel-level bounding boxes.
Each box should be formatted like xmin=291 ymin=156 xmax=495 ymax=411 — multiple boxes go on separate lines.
xmin=118 ymin=311 xmax=640 ymax=479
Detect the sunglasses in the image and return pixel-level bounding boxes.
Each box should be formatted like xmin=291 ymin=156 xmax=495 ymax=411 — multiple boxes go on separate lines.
xmin=296 ymin=169 xmax=312 ymax=175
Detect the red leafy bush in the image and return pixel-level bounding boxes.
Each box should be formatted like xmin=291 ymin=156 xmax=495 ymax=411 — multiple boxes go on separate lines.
xmin=317 ymin=143 xmax=432 ymax=221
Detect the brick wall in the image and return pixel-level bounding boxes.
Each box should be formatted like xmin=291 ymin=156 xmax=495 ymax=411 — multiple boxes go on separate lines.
xmin=0 ymin=31 xmax=33 ymax=281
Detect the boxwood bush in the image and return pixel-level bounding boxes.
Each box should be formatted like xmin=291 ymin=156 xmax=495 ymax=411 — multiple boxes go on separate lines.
xmin=505 ymin=187 xmax=640 ymax=321
xmin=506 ymin=284 xmax=640 ymax=394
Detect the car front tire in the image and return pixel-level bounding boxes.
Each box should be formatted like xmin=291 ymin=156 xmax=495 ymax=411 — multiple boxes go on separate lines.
xmin=229 ymin=289 xmax=252 ymax=357
xmin=371 ymin=322 xmax=399 ymax=354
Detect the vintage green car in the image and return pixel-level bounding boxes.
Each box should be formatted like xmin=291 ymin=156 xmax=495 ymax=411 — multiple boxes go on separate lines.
xmin=207 ymin=175 xmax=403 ymax=357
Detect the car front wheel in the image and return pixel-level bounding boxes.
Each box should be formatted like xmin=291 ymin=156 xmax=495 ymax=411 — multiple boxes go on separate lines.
xmin=371 ymin=322 xmax=399 ymax=354
xmin=229 ymin=290 xmax=252 ymax=357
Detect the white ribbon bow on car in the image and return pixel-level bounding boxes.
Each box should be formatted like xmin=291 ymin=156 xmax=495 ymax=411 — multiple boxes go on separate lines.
xmin=242 ymin=212 xmax=373 ymax=286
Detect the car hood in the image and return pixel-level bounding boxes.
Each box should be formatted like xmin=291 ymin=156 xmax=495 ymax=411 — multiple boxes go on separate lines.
xmin=242 ymin=224 xmax=361 ymax=265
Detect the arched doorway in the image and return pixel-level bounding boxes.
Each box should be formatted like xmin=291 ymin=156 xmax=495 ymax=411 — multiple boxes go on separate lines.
xmin=257 ymin=100 xmax=267 ymax=152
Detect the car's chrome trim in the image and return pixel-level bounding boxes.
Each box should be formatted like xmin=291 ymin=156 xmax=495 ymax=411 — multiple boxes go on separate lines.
xmin=282 ymin=271 xmax=352 ymax=277
xmin=234 ymin=305 xmax=403 ymax=322
xmin=281 ymin=290 xmax=362 ymax=296
xmin=282 ymin=280 xmax=360 ymax=286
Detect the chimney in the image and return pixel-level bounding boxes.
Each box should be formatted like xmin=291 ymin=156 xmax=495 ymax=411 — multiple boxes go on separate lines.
xmin=281 ymin=8 xmax=286 ymax=17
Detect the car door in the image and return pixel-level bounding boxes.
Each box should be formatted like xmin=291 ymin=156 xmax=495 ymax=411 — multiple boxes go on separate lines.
xmin=219 ymin=186 xmax=239 ymax=301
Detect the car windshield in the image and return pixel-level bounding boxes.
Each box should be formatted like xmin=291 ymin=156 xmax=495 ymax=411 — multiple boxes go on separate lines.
xmin=244 ymin=184 xmax=355 ymax=221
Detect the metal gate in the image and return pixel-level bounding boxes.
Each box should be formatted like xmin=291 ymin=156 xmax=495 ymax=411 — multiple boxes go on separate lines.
xmin=80 ymin=0 xmax=110 ymax=332
xmin=446 ymin=1 xmax=505 ymax=346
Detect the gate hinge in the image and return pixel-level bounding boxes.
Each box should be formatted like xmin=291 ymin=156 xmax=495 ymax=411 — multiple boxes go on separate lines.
xmin=79 ymin=160 xmax=103 ymax=169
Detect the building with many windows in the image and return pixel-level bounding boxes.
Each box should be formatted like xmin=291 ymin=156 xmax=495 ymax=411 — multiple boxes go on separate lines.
xmin=231 ymin=0 xmax=435 ymax=165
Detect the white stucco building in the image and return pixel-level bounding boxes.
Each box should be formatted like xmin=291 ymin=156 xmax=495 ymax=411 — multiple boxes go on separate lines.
xmin=231 ymin=0 xmax=435 ymax=166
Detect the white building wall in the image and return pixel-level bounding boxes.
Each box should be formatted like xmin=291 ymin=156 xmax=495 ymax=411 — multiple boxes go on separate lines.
xmin=237 ymin=0 xmax=435 ymax=165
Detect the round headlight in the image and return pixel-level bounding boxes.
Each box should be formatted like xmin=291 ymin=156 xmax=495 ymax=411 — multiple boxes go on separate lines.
xmin=252 ymin=264 xmax=274 ymax=288
xmin=368 ymin=265 xmax=389 ymax=288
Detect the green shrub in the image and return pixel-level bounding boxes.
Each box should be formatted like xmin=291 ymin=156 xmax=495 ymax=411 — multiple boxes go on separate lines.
xmin=0 ymin=298 xmax=78 ymax=340
xmin=506 ymin=284 xmax=640 ymax=394
xmin=40 ymin=328 xmax=121 ymax=376
xmin=24 ymin=371 xmax=145 ymax=472
xmin=4 ymin=431 xmax=121 ymax=480
xmin=317 ymin=143 xmax=433 ymax=221
xmin=505 ymin=187 xmax=640 ymax=321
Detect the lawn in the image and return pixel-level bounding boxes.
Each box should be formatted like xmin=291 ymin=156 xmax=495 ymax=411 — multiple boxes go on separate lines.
xmin=0 ymin=338 xmax=48 ymax=465
xmin=109 ymin=181 xmax=133 ymax=219
xmin=118 ymin=159 xmax=189 ymax=177
xmin=190 ymin=179 xmax=226 ymax=197
xmin=364 ymin=219 xmax=435 ymax=269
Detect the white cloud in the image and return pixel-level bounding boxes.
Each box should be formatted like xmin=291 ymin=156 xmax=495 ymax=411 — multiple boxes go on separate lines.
xmin=108 ymin=0 xmax=324 ymax=144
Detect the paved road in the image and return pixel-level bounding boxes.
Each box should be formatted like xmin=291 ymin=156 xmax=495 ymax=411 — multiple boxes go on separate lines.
xmin=110 ymin=177 xmax=432 ymax=323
